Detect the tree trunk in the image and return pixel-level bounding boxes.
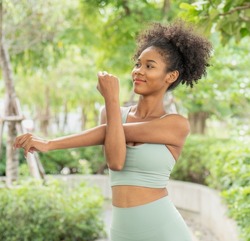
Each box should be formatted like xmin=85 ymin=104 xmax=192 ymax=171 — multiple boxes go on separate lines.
xmin=188 ymin=111 xmax=209 ymax=135
xmin=81 ymin=107 xmax=87 ymax=131
xmin=0 ymin=2 xmax=19 ymax=185
xmin=5 ymin=121 xmax=19 ymax=185
xmin=38 ymin=86 xmax=50 ymax=135
xmin=162 ymin=0 xmax=170 ymax=16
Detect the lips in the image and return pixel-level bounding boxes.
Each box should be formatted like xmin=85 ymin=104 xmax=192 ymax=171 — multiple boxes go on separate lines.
xmin=133 ymin=78 xmax=146 ymax=83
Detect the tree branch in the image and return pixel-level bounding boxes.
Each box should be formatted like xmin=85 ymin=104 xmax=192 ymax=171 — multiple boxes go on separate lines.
xmin=219 ymin=3 xmax=250 ymax=16
xmin=121 ymin=0 xmax=130 ymax=16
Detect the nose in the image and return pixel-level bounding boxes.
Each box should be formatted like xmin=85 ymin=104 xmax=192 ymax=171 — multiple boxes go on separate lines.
xmin=134 ymin=66 xmax=144 ymax=76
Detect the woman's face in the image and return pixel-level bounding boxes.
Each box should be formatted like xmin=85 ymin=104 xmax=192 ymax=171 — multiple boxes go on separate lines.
xmin=131 ymin=46 xmax=172 ymax=96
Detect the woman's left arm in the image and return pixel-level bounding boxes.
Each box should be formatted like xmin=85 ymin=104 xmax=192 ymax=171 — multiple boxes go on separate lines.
xmin=97 ymin=72 xmax=126 ymax=171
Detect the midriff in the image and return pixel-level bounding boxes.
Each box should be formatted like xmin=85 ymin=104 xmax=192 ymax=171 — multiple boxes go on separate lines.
xmin=112 ymin=185 xmax=168 ymax=208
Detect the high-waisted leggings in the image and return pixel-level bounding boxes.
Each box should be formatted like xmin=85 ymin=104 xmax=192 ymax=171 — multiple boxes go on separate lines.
xmin=110 ymin=196 xmax=193 ymax=241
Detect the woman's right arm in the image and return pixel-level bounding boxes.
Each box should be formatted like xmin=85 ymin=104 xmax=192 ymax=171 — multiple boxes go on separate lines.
xmin=14 ymin=124 xmax=106 ymax=157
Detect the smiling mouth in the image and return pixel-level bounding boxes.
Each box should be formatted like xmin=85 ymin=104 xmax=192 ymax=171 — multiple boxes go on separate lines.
xmin=134 ymin=78 xmax=146 ymax=83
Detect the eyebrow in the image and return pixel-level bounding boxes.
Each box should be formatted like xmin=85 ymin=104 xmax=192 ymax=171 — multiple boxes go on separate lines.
xmin=137 ymin=59 xmax=157 ymax=64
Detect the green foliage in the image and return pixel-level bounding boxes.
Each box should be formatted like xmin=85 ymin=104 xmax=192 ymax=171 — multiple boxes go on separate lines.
xmin=222 ymin=187 xmax=250 ymax=241
xmin=5 ymin=0 xmax=75 ymax=71
xmin=83 ymin=0 xmax=164 ymax=72
xmin=0 ymin=161 xmax=5 ymax=176
xmin=178 ymin=0 xmax=250 ymax=44
xmin=39 ymin=146 xmax=104 ymax=174
xmin=171 ymin=135 xmax=213 ymax=184
xmin=206 ymin=142 xmax=250 ymax=190
xmin=0 ymin=178 xmax=105 ymax=241
xmin=172 ymin=135 xmax=250 ymax=241
xmin=3 ymin=0 xmax=249 ymax=136
xmin=206 ymin=139 xmax=250 ymax=241
xmin=0 ymin=143 xmax=6 ymax=175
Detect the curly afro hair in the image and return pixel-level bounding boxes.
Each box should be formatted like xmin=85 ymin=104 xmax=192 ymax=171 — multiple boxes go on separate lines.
xmin=133 ymin=20 xmax=213 ymax=91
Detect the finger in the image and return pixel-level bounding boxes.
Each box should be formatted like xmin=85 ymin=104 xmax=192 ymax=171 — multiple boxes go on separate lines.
xmin=14 ymin=135 xmax=26 ymax=148
xmin=96 ymin=83 xmax=100 ymax=92
xmin=22 ymin=137 xmax=32 ymax=150
xmin=17 ymin=136 xmax=29 ymax=148
xmin=97 ymin=71 xmax=108 ymax=77
xmin=13 ymin=135 xmax=25 ymax=148
xmin=17 ymin=134 xmax=31 ymax=149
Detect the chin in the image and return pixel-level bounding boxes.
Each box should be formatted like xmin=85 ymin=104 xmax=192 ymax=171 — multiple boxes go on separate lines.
xmin=133 ymin=88 xmax=142 ymax=95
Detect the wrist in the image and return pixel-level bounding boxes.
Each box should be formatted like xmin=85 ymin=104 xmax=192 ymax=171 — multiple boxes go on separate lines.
xmin=105 ymin=99 xmax=120 ymax=109
xmin=46 ymin=140 xmax=53 ymax=151
xmin=105 ymin=95 xmax=119 ymax=105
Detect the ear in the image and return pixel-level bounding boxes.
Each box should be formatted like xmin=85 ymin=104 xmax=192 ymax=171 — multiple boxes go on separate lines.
xmin=165 ymin=70 xmax=179 ymax=84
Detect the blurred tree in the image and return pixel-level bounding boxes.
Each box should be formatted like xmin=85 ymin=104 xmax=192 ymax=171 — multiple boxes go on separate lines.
xmin=0 ymin=0 xmax=20 ymax=184
xmin=2 ymin=0 xmax=249 ymax=137
xmin=3 ymin=0 xmax=177 ymax=134
xmin=176 ymin=0 xmax=250 ymax=134
xmin=0 ymin=1 xmax=45 ymax=184
xmin=175 ymin=36 xmax=250 ymax=134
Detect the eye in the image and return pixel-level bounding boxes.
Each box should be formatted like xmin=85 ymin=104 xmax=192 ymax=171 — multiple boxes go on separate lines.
xmin=146 ymin=64 xmax=154 ymax=69
xmin=134 ymin=62 xmax=141 ymax=68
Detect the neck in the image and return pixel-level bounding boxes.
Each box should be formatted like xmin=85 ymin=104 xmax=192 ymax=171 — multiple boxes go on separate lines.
xmin=134 ymin=95 xmax=166 ymax=119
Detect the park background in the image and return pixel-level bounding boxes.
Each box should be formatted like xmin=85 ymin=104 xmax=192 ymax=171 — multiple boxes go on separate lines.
xmin=0 ymin=0 xmax=249 ymax=241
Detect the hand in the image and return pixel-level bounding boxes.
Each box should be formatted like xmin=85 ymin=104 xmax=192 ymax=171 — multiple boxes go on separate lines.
xmin=97 ymin=71 xmax=120 ymax=101
xmin=13 ymin=133 xmax=49 ymax=157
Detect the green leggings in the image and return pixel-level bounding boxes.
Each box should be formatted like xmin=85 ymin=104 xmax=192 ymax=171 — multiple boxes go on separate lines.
xmin=110 ymin=196 xmax=193 ymax=241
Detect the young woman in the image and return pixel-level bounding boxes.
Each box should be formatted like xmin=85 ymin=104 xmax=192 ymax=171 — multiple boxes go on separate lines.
xmin=14 ymin=21 xmax=212 ymax=241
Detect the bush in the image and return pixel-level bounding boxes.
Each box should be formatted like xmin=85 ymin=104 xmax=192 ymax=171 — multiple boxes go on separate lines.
xmin=171 ymin=135 xmax=217 ymax=184
xmin=206 ymin=142 xmax=250 ymax=190
xmin=0 ymin=140 xmax=105 ymax=176
xmin=172 ymin=135 xmax=250 ymax=241
xmin=0 ymin=178 xmax=106 ymax=241
xmin=207 ymin=141 xmax=250 ymax=241
xmin=222 ymin=186 xmax=250 ymax=241
xmin=39 ymin=146 xmax=104 ymax=175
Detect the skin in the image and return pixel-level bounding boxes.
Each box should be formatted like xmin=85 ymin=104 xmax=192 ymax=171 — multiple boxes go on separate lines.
xmin=13 ymin=46 xmax=190 ymax=208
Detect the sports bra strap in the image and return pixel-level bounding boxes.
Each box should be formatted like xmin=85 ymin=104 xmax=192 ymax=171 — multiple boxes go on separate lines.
xmin=122 ymin=106 xmax=132 ymax=123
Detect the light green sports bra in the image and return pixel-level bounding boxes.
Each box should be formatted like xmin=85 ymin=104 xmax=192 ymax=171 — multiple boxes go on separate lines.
xmin=109 ymin=106 xmax=175 ymax=188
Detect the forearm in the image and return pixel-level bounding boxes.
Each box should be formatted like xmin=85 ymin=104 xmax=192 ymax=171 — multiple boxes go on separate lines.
xmin=104 ymin=99 xmax=126 ymax=170
xmin=47 ymin=125 xmax=106 ymax=151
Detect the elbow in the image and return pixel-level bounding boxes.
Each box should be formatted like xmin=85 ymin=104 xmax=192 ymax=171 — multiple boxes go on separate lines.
xmin=105 ymin=148 xmax=126 ymax=171
xmin=108 ymin=163 xmax=124 ymax=171
xmin=108 ymin=157 xmax=125 ymax=171
xmin=109 ymin=166 xmax=123 ymax=171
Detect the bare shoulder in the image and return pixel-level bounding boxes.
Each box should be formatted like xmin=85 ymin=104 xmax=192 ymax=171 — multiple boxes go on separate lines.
xmin=99 ymin=106 xmax=128 ymax=125
xmin=162 ymin=114 xmax=190 ymax=136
